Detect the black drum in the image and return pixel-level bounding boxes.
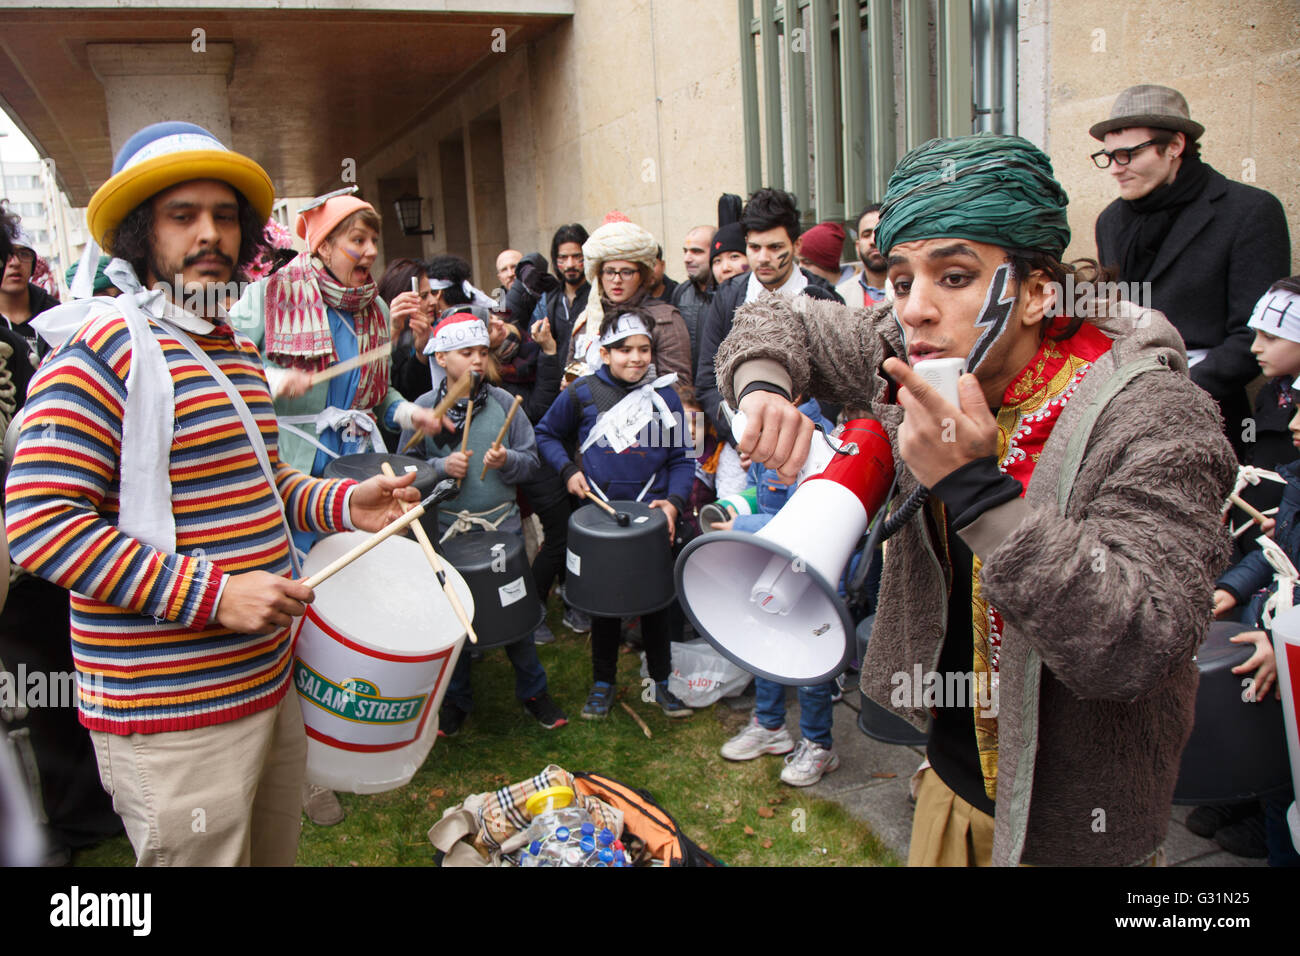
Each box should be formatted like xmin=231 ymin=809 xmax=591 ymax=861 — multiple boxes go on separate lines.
xmin=564 ymin=501 xmax=675 ymax=617
xmin=1173 ymin=621 xmax=1292 ymax=805
xmin=857 ymin=695 xmax=928 ymax=747
xmin=323 ymin=453 xmax=439 ymax=539
xmin=439 ymin=531 xmax=544 ymax=648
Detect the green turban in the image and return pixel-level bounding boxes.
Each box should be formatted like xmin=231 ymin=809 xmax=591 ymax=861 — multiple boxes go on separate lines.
xmin=874 ymin=133 xmax=1070 ymax=260
xmin=65 ymin=255 xmax=114 ymax=295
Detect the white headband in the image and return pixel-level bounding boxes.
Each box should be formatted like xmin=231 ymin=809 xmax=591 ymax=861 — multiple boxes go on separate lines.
xmin=600 ymin=313 xmax=652 ymax=347
xmin=425 ymin=314 xmax=491 ymax=355
xmin=428 ymin=278 xmax=498 ymax=311
xmin=1248 ymin=288 xmax=1300 ymax=345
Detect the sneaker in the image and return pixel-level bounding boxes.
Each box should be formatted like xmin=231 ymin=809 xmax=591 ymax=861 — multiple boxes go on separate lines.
xmin=779 ymin=739 xmax=840 ymax=787
xmin=655 ymin=680 xmax=693 ymax=718
xmin=532 ymin=621 xmax=556 ymax=645
xmin=1186 ymin=802 xmax=1256 ymax=838
xmin=523 ymin=692 xmax=568 ymax=729
xmin=562 ymin=606 xmax=591 ymax=634
xmin=720 ymin=716 xmax=794 ymax=760
xmin=1214 ymin=810 xmax=1268 ymax=858
xmin=302 ymin=783 xmax=345 ymax=826
xmin=438 ymin=701 xmax=468 ymax=738
xmin=582 ymin=681 xmax=614 ymax=719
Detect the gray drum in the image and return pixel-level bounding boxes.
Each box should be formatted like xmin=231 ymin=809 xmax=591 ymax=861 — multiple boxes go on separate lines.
xmin=322 ymin=453 xmax=439 ymax=539
xmin=1173 ymin=621 xmax=1292 ymax=805
xmin=440 ymin=531 xmax=545 ymax=648
xmin=564 ymin=501 xmax=676 ymax=617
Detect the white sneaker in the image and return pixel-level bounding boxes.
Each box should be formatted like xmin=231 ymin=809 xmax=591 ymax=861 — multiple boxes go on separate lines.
xmin=720 ymin=717 xmax=795 ymax=761
xmin=779 ymin=739 xmax=840 ymax=787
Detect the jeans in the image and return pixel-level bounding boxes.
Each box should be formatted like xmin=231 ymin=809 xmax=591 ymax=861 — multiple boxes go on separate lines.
xmin=754 ymin=677 xmax=835 ymax=748
xmin=444 ymin=635 xmax=549 ymax=712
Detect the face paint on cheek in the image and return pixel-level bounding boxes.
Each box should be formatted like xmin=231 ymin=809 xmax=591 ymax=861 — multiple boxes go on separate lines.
xmin=775 ymin=250 xmax=791 ymax=272
xmin=964 ymin=263 xmax=1017 ymax=375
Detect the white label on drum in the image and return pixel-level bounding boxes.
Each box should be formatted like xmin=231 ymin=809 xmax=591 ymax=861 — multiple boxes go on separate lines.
xmin=566 ymin=549 xmax=581 ymax=576
xmin=635 ymin=515 xmax=649 ymax=524
xmin=404 ymin=465 xmax=417 ymax=473
xmin=498 ymin=576 xmax=526 ymax=607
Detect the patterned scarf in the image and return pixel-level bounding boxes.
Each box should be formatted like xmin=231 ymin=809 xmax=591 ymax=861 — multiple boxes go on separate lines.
xmin=970 ymin=321 xmax=1114 ymax=800
xmin=263 ymin=251 xmax=390 ymax=410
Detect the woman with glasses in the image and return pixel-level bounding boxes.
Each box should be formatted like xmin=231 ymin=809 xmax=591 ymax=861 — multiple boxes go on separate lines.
xmin=565 ymin=212 xmax=693 ymax=386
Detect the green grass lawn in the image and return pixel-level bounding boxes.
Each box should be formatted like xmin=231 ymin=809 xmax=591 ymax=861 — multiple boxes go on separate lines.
xmin=73 ymin=601 xmax=897 ymax=867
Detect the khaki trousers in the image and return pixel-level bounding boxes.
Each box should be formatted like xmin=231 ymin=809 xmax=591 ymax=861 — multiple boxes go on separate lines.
xmin=90 ymin=693 xmax=306 ymax=866
xmin=908 ymin=767 xmax=995 ymax=866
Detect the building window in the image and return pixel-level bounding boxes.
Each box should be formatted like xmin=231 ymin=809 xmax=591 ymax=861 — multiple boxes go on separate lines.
xmin=739 ymin=1 xmax=1003 ymax=224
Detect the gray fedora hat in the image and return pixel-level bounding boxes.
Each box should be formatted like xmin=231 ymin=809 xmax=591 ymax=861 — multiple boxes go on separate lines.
xmin=1089 ymin=84 xmax=1205 ymax=141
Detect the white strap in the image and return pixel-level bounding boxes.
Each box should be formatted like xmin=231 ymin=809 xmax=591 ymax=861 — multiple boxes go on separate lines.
xmin=278 ymin=420 xmax=341 ymax=461
xmin=157 ymin=318 xmax=302 ymax=577
xmin=437 ymin=504 xmax=512 ymax=543
xmin=1258 ymin=535 xmax=1299 ymax=630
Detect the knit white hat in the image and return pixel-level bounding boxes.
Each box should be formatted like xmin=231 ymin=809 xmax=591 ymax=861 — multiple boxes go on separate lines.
xmin=573 ymin=212 xmax=659 ymax=353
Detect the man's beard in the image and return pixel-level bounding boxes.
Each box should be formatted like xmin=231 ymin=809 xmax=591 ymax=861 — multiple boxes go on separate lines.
xmin=562 ymin=268 xmax=584 ymax=286
xmin=860 ymin=250 xmax=887 ymax=273
xmin=150 ymin=250 xmax=236 ymax=293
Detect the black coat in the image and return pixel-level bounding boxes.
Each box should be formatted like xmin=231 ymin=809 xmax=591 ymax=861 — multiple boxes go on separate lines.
xmin=1095 ymin=166 xmax=1291 ymax=436
xmin=695 ymin=268 xmax=843 ymax=443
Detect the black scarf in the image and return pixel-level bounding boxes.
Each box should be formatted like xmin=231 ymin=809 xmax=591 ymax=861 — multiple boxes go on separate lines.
xmin=432 ymin=374 xmax=490 ymax=448
xmin=1111 ymin=153 xmax=1212 ymax=282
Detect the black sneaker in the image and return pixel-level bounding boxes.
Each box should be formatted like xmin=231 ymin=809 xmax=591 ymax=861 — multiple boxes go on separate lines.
xmin=1186 ymin=802 xmax=1256 ymax=838
xmin=438 ymin=702 xmax=468 ymax=738
xmin=1214 ymin=810 xmax=1268 ymax=858
xmin=523 ymin=692 xmax=568 ymax=729
xmin=655 ymin=680 xmax=692 ymax=718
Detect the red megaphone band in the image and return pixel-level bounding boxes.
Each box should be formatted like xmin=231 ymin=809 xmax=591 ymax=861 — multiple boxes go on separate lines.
xmin=804 ymin=418 xmax=894 ymax=515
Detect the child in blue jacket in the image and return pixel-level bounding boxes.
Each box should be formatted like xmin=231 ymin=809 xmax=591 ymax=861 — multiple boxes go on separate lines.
xmin=714 ymin=398 xmax=845 ymax=787
xmin=535 ymin=307 xmax=695 ymax=720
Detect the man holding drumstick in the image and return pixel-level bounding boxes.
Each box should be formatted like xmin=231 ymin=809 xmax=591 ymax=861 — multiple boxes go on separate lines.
xmin=716 ymin=134 xmax=1237 ymax=866
xmin=4 ymin=122 xmax=421 ymax=866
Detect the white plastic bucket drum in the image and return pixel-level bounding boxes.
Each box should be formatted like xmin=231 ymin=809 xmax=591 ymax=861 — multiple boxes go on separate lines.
xmin=292 ymin=532 xmax=474 ymax=794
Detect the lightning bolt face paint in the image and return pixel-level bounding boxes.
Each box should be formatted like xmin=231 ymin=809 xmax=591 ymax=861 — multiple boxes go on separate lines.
xmin=964 ymin=263 xmax=1017 ymax=375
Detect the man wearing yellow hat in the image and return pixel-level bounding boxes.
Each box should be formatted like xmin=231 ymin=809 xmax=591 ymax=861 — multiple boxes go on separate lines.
xmin=4 ymin=121 xmax=420 ymax=865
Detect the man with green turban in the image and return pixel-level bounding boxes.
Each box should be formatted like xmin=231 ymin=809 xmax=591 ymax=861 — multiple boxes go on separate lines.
xmin=712 ymin=133 xmax=1237 ymax=866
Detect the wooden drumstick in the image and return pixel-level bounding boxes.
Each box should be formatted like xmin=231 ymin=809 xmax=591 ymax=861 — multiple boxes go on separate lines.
xmin=584 ymin=489 xmax=630 ymax=526
xmin=300 ymin=499 xmax=431 ymax=590
xmin=479 ymin=394 xmax=525 ymax=480
xmin=308 ymin=344 xmax=391 ymax=387
xmin=380 ymin=461 xmax=477 ymax=644
xmin=1230 ymin=493 xmax=1270 ymax=527
xmin=400 ymin=372 xmax=476 ymax=453
xmin=456 ymin=399 xmax=475 ymax=485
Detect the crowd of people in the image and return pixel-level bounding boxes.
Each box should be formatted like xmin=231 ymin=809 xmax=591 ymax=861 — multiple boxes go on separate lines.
xmin=0 ymin=80 xmax=1295 ymax=868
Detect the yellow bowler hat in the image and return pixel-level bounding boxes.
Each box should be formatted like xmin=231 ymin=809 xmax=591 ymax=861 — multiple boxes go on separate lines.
xmin=86 ymin=121 xmax=274 ymax=247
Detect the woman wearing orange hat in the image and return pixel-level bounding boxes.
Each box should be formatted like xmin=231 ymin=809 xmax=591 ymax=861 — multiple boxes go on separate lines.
xmin=230 ymin=192 xmax=436 ymax=509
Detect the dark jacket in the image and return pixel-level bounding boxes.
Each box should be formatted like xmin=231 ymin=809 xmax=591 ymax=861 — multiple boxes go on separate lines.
xmin=696 ymin=268 xmax=843 ymax=442
xmin=545 ymin=281 xmax=591 ymax=366
xmin=1217 ymin=459 xmax=1300 ymax=615
xmin=671 ymin=279 xmax=713 ymax=374
xmin=1096 ymin=166 xmax=1291 ymax=437
xmin=1 ymin=282 xmax=60 ymax=365
xmin=534 ymin=365 xmax=693 ymax=509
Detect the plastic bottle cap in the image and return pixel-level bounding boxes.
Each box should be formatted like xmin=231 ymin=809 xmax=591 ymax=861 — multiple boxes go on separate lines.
xmin=580 ymin=836 xmax=595 ymax=853
xmin=599 ymin=848 xmax=614 ymax=863
xmin=529 ymin=840 xmax=541 ymax=854
xmin=599 ymin=829 xmax=614 ymax=845
xmin=581 ymin=822 xmax=595 ymax=836
xmin=555 ymin=826 xmax=570 ymax=841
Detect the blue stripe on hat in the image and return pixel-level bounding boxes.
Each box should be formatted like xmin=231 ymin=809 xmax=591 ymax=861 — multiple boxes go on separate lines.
xmin=112 ymin=121 xmax=227 ymax=175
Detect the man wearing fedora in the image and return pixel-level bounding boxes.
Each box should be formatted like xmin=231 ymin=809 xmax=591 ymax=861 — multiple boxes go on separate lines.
xmin=1092 ymin=84 xmax=1291 ymax=456
xmin=4 ymin=121 xmax=425 ymax=865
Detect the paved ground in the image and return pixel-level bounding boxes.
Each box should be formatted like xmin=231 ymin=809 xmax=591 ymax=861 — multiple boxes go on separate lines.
xmin=725 ymin=682 xmax=1268 ymax=867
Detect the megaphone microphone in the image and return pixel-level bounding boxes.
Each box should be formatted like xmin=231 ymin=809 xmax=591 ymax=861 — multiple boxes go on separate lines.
xmin=675 ymin=413 xmax=894 ymax=685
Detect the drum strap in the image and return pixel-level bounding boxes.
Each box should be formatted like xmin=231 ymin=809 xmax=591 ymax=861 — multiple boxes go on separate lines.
xmin=158 ymin=318 xmax=303 ymax=577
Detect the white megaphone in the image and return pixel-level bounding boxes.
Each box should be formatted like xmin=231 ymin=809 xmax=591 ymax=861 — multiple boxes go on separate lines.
xmin=675 ymin=414 xmax=894 ymax=685
xmin=1268 ymin=606 xmax=1300 ymax=855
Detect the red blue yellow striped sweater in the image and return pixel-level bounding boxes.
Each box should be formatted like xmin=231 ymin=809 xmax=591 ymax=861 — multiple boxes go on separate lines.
xmin=4 ymin=313 xmax=357 ymax=734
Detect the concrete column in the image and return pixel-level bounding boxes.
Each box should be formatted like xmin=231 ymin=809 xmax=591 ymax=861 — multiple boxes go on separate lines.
xmin=463 ymin=110 xmax=509 ymax=290
xmin=88 ymin=43 xmax=235 ymax=156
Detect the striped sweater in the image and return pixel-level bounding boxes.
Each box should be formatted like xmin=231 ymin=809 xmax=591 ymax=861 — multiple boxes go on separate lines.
xmin=4 ymin=312 xmax=356 ymax=734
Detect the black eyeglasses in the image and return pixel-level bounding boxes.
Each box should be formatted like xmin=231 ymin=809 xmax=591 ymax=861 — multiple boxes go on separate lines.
xmin=7 ymin=248 xmax=36 ymax=266
xmin=1090 ymin=140 xmax=1158 ymax=169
